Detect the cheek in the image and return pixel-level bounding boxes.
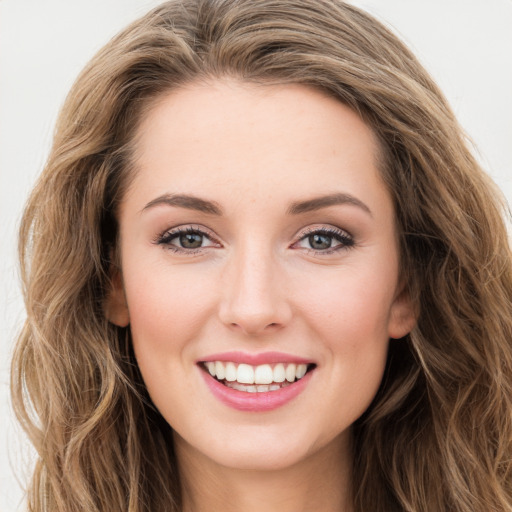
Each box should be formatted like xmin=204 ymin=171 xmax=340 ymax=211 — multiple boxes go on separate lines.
xmin=124 ymin=261 xmax=218 ymax=360
xmin=298 ymin=264 xmax=397 ymax=342
xmin=124 ymin=264 xmax=215 ymax=417
xmin=296 ymin=265 xmax=395 ymax=414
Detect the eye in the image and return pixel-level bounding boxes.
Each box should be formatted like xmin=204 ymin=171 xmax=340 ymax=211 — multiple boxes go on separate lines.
xmin=307 ymin=233 xmax=335 ymax=250
xmin=154 ymin=226 xmax=220 ymax=252
xmin=293 ymin=227 xmax=354 ymax=253
xmin=176 ymin=232 xmax=205 ymax=249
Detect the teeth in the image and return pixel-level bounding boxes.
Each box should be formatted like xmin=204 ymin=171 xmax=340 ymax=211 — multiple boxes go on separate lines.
xmin=273 ymin=363 xmax=286 ymax=383
xmin=296 ymin=364 xmax=307 ymax=379
xmin=206 ymin=362 xmax=215 ymax=376
xmin=203 ymin=361 xmax=311 ymax=387
xmin=237 ymin=364 xmax=254 ymax=384
xmin=285 ymin=364 xmax=296 ymax=382
xmin=215 ymin=361 xmax=225 ymax=380
xmin=225 ymin=362 xmax=237 ymax=382
xmin=225 ymin=381 xmax=292 ymax=392
xmin=254 ymin=364 xmax=273 ymax=384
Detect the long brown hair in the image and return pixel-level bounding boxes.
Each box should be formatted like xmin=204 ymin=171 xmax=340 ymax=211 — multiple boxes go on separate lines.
xmin=12 ymin=1 xmax=512 ymax=510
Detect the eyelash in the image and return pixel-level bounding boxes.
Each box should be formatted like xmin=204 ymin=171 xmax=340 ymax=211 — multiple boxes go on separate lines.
xmin=153 ymin=225 xmax=355 ymax=255
xmin=294 ymin=226 xmax=355 ymax=254
xmin=153 ymin=226 xmax=220 ymax=254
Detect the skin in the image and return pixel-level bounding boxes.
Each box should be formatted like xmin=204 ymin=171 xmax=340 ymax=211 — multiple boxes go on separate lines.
xmin=108 ymin=80 xmax=416 ymax=512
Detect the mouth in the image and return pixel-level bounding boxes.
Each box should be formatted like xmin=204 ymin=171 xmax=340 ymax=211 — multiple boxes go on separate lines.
xmin=201 ymin=361 xmax=315 ymax=393
xmin=198 ymin=351 xmax=317 ymax=411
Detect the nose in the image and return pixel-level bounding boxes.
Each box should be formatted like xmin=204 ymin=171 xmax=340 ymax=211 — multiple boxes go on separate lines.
xmin=218 ymin=245 xmax=292 ymax=336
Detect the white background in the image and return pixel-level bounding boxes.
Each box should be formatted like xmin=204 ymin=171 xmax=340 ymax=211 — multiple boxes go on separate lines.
xmin=1 ymin=1 xmax=511 ymax=509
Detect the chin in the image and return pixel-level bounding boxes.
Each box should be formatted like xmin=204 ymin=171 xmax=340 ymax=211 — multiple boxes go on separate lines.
xmin=174 ymin=421 xmax=347 ymax=474
xmin=205 ymin=443 xmax=312 ymax=472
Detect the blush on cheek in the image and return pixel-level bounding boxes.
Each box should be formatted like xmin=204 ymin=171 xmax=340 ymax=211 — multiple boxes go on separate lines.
xmin=127 ymin=276 xmax=217 ymax=365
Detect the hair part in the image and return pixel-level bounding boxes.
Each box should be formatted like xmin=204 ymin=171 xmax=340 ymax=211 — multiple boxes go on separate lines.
xmin=12 ymin=1 xmax=512 ymax=511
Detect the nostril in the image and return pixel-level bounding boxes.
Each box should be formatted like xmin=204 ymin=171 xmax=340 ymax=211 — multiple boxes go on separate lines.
xmin=228 ymin=320 xmax=283 ymax=334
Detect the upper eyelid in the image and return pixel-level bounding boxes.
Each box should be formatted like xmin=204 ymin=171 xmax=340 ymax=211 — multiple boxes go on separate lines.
xmin=292 ymin=225 xmax=355 ymax=252
xmin=154 ymin=223 xmax=353 ymax=247
xmin=160 ymin=224 xmax=215 ymax=237
xmin=161 ymin=225 xmax=351 ymax=236
xmin=154 ymin=224 xmax=220 ymax=246
xmin=295 ymin=224 xmax=353 ymax=239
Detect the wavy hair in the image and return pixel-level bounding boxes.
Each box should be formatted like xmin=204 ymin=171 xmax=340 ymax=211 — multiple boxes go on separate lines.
xmin=12 ymin=0 xmax=512 ymax=510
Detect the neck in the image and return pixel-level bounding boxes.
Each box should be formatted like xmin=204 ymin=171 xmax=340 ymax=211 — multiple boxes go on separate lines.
xmin=175 ymin=433 xmax=354 ymax=512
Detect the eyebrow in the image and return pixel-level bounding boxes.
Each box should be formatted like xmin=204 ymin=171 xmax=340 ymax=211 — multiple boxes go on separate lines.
xmin=142 ymin=194 xmax=223 ymax=215
xmin=141 ymin=192 xmax=372 ymax=217
xmin=287 ymin=193 xmax=373 ymax=217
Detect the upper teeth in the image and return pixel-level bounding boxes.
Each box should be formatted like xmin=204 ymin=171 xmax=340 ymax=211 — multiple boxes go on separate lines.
xmin=204 ymin=361 xmax=308 ymax=385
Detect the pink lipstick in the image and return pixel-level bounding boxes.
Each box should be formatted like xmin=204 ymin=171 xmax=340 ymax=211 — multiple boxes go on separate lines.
xmin=198 ymin=352 xmax=315 ymax=412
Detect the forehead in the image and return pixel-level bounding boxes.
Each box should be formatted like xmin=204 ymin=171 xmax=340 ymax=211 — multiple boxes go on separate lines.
xmin=125 ymin=79 xmax=388 ymax=215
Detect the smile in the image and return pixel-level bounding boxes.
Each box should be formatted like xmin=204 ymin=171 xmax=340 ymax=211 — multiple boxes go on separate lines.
xmin=203 ymin=361 xmax=311 ymax=393
xmin=199 ymin=353 xmax=316 ymax=412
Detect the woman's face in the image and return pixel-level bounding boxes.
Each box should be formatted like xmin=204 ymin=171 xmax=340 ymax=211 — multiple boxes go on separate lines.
xmin=108 ymin=80 xmax=415 ymax=472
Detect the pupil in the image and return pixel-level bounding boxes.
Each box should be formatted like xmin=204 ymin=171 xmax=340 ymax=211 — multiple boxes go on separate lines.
xmin=309 ymin=233 xmax=332 ymax=250
xmin=180 ymin=233 xmax=203 ymax=248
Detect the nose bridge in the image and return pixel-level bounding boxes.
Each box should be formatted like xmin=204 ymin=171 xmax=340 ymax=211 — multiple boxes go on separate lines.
xmin=219 ymin=240 xmax=291 ymax=334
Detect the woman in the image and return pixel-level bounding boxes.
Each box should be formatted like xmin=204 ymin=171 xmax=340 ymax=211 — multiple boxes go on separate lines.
xmin=11 ymin=0 xmax=512 ymax=511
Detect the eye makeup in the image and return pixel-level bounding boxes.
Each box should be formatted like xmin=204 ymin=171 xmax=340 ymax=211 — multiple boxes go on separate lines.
xmin=152 ymin=223 xmax=355 ymax=257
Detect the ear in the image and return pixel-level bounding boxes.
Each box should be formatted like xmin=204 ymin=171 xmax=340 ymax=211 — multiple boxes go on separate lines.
xmin=105 ymin=269 xmax=130 ymax=327
xmin=388 ymin=283 xmax=417 ymax=340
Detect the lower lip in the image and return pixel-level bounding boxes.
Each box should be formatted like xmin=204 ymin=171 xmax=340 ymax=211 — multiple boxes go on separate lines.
xmin=200 ymin=368 xmax=313 ymax=412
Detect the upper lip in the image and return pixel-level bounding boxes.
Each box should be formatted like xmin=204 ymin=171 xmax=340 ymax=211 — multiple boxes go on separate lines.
xmin=198 ymin=351 xmax=315 ymax=366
